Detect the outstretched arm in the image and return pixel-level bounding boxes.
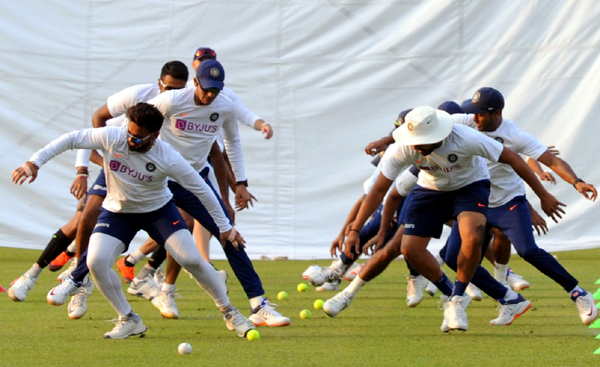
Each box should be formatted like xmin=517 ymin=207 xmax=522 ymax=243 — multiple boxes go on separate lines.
xmin=537 ymin=150 xmax=597 ymax=201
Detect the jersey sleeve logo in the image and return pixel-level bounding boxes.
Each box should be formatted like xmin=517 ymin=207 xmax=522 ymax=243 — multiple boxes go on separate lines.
xmin=447 ymin=154 xmax=458 ymax=163
xmin=495 ymin=137 xmax=504 ymax=144
xmin=407 ymin=123 xmax=414 ymax=131
xmin=146 ymin=163 xmax=156 ymax=172
xmin=210 ymin=113 xmax=219 ymax=122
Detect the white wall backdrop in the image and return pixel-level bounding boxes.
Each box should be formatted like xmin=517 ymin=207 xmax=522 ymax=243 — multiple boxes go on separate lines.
xmin=1 ymin=0 xmax=599 ymax=259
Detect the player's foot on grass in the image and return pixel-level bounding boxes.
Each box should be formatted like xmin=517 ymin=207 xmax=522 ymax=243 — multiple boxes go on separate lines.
xmin=224 ymin=307 xmax=255 ymax=337
xmin=47 ymin=277 xmax=82 ymax=306
xmin=8 ymin=274 xmax=37 ymax=302
xmin=490 ymin=294 xmax=531 ymax=326
xmin=573 ymin=290 xmax=598 ymax=325
xmin=68 ymin=279 xmax=95 ymax=319
xmin=151 ymin=289 xmax=180 ymax=319
xmin=127 ymin=276 xmax=158 ymax=300
xmin=49 ymin=251 xmax=75 ymax=272
xmin=406 ymin=275 xmax=427 ymax=307
xmin=249 ymin=299 xmax=291 ymax=327
xmin=443 ymin=294 xmax=471 ymax=331
xmin=343 ymin=263 xmax=363 ymax=281
xmin=316 ymin=280 xmax=340 ymax=292
xmin=308 ymin=266 xmax=344 ymax=287
xmin=466 ymin=283 xmax=483 ymax=301
xmin=424 ymin=281 xmax=438 ymax=297
xmin=103 ymin=313 xmax=146 ymax=339
xmin=323 ymin=292 xmax=352 ymax=318
xmin=506 ymin=269 xmax=530 ymax=291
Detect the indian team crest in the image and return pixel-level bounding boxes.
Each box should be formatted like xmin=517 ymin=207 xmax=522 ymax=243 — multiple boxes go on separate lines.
xmin=407 ymin=123 xmax=414 ymax=131
xmin=448 ymin=153 xmax=458 ymax=163
xmin=210 ymin=68 xmax=220 ymax=77
xmin=472 ymin=92 xmax=481 ymax=103
xmin=495 ymin=137 xmax=504 ymax=144
xmin=210 ymin=113 xmax=219 ymax=122
xmin=146 ymin=163 xmax=156 ymax=172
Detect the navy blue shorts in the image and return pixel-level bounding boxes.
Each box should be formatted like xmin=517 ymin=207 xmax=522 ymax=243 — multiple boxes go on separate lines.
xmin=399 ymin=179 xmax=490 ymax=238
xmin=87 ymin=169 xmax=107 ymax=197
xmin=92 ymin=200 xmax=188 ymax=251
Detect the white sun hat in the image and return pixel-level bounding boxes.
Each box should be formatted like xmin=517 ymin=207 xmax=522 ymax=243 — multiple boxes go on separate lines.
xmin=392 ymin=106 xmax=453 ymax=146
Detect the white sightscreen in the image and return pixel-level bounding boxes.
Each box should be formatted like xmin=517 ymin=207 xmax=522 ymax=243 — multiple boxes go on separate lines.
xmin=1 ymin=0 xmax=599 ymax=259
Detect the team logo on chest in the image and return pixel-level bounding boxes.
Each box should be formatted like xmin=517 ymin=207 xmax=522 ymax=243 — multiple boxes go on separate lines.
xmin=495 ymin=137 xmax=504 ymax=144
xmin=448 ymin=153 xmax=458 ymax=163
xmin=146 ymin=163 xmax=156 ymax=172
xmin=210 ymin=113 xmax=219 ymax=122
xmin=407 ymin=123 xmax=414 ymax=131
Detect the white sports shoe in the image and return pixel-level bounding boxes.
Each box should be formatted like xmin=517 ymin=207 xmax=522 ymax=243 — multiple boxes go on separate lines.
xmin=223 ymin=307 xmax=256 ymax=337
xmin=249 ymin=299 xmax=291 ymax=327
xmin=343 ymin=263 xmax=363 ymax=281
xmin=443 ymin=294 xmax=471 ymax=331
xmin=57 ymin=259 xmax=77 ymax=283
xmin=302 ymin=265 xmax=322 ymax=280
xmin=153 ymin=266 xmax=165 ymax=288
xmin=506 ymin=269 xmax=530 ymax=291
xmin=574 ymin=291 xmax=599 ymax=326
xmin=424 ymin=281 xmax=438 ymax=297
xmin=316 ymin=280 xmax=340 ymax=292
xmin=68 ymin=279 xmax=95 ymax=320
xmin=466 ymin=283 xmax=483 ymax=301
xmin=308 ymin=266 xmax=344 ymax=287
xmin=8 ymin=274 xmax=37 ymax=302
xmin=47 ymin=277 xmax=82 ymax=306
xmin=151 ymin=290 xmax=181 ymax=319
xmin=127 ymin=276 xmax=159 ymax=300
xmin=490 ymin=294 xmax=531 ymax=326
xmin=406 ymin=275 xmax=428 ymax=307
xmin=103 ymin=313 xmax=147 ymax=339
xmin=323 ymin=292 xmax=352 ymax=318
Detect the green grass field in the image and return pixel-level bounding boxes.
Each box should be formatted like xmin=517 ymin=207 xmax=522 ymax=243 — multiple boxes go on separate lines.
xmin=1 ymin=247 xmax=599 ymax=366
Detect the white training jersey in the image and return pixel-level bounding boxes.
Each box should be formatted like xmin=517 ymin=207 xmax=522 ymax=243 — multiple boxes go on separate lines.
xmin=186 ymin=81 xmax=261 ymax=128
xmin=30 ymin=127 xmax=231 ymax=232
xmin=452 ymin=114 xmax=548 ymax=207
xmin=381 ymin=124 xmax=503 ymax=191
xmin=148 ymin=87 xmax=246 ymax=181
xmin=75 ymin=84 xmax=161 ymax=168
xmin=363 ymin=163 xmax=417 ymax=198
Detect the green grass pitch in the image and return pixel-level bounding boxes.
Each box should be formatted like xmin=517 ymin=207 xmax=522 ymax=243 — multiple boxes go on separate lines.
xmin=1 ymin=247 xmax=599 ymax=366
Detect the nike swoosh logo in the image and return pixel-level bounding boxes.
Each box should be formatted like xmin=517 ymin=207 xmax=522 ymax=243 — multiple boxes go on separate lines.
xmin=173 ymin=220 xmax=180 ymax=225
xmin=179 ymin=113 xmax=189 ymax=117
xmin=510 ymin=205 xmax=517 ymax=211
xmin=416 ymin=159 xmax=424 ymax=164
xmin=114 ymin=154 xmax=124 ymax=158
xmin=478 ymin=203 xmax=485 ymax=207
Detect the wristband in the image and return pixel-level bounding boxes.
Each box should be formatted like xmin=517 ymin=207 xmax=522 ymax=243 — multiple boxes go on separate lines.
xmin=572 ymin=178 xmax=585 ymax=189
xmin=349 ymin=228 xmax=360 ymax=234
xmin=77 ymin=173 xmax=89 ymax=177
xmin=235 ymin=180 xmax=248 ymax=187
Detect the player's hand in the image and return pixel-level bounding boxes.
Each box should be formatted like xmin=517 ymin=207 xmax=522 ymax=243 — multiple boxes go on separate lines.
xmin=261 ymin=124 xmax=273 ymax=139
xmin=539 ymin=193 xmax=566 ymax=223
xmin=575 ymin=182 xmax=597 ymax=202
xmin=363 ymin=232 xmax=385 ymax=256
xmin=343 ymin=230 xmax=360 ymax=259
xmin=330 ymin=233 xmax=345 ymax=257
xmin=235 ymin=185 xmax=256 ymax=211
xmin=220 ymin=227 xmax=246 ymax=251
xmin=529 ymin=207 xmax=548 ymax=236
xmin=12 ymin=162 xmax=38 ymax=185
xmin=547 ymin=146 xmax=560 ymax=156
xmin=364 ymin=140 xmax=387 ymax=156
xmin=538 ymin=172 xmax=556 ymax=184
xmin=70 ymin=175 xmax=88 ymax=200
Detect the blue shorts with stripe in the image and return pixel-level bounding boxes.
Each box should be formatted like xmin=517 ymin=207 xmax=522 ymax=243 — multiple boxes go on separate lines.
xmin=399 ymin=179 xmax=490 ymax=238
xmin=87 ymin=169 xmax=107 ymax=197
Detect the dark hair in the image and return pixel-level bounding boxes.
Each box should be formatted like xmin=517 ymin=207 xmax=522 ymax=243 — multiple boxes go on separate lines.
xmin=160 ymin=61 xmax=189 ymax=81
xmin=126 ymin=102 xmax=164 ymax=133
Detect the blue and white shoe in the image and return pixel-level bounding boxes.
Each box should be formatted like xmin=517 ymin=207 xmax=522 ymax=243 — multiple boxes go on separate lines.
xmin=490 ymin=294 xmax=531 ymax=326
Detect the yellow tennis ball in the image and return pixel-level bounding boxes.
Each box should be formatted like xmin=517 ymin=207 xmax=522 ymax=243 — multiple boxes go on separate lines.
xmin=277 ymin=291 xmax=289 ymax=301
xmin=297 ymin=283 xmax=308 ymax=292
xmin=246 ymin=329 xmax=260 ymax=341
xmin=314 ymin=299 xmax=324 ymax=310
xmin=300 ymin=309 xmax=312 ymax=319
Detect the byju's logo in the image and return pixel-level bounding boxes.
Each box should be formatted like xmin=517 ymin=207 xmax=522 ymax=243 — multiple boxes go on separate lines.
xmin=109 ymin=160 xmax=121 ymax=171
xmin=175 ymin=119 xmax=188 ymax=130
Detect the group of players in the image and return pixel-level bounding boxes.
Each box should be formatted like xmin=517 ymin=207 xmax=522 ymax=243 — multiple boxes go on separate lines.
xmin=8 ymin=48 xmax=598 ymax=338
xmin=305 ymin=91 xmax=597 ymax=332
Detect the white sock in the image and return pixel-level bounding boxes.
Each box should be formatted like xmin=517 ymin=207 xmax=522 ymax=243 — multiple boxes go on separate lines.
xmin=494 ymin=262 xmax=509 ymax=283
xmin=66 ymin=242 xmax=77 ymax=253
xmin=26 ymin=263 xmax=42 ymax=278
xmin=126 ymin=249 xmax=146 ymax=265
xmin=503 ymin=288 xmax=519 ymax=302
xmin=161 ymin=282 xmax=177 ymax=294
xmin=250 ymin=296 xmax=264 ymax=309
xmin=343 ymin=275 xmax=367 ymax=298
